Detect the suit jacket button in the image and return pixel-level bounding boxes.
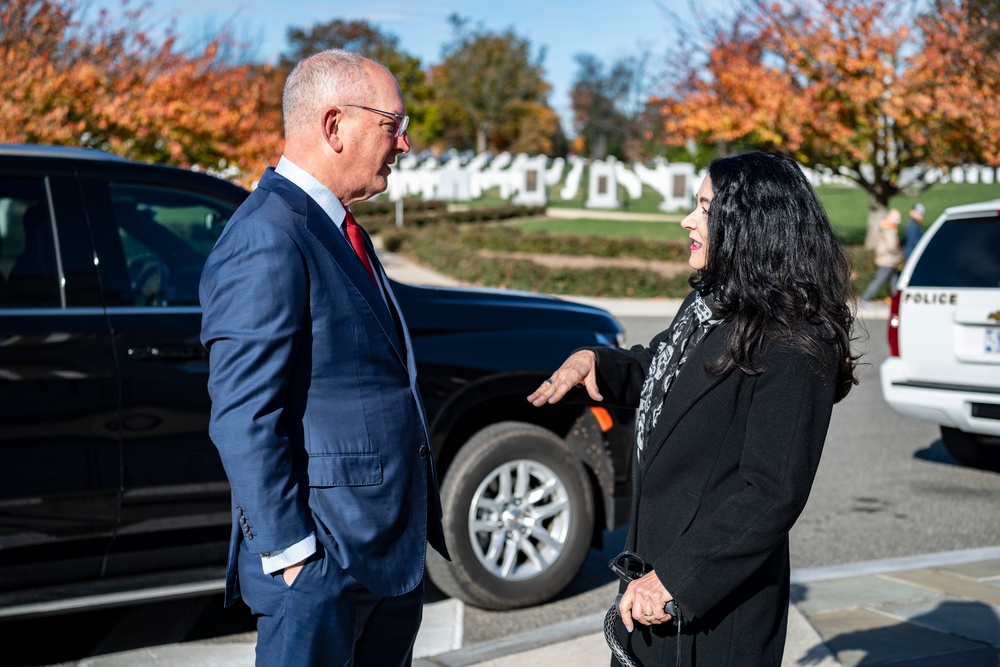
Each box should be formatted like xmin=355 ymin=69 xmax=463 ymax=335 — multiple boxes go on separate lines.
xmin=419 ymin=445 xmax=428 ymax=457
xmin=246 ymin=533 xmax=253 ymax=540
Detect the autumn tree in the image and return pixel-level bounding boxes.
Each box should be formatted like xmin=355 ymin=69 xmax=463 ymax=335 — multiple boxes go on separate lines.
xmin=658 ymin=0 xmax=1000 ymax=246
xmin=432 ymin=14 xmax=557 ymax=154
xmin=570 ymin=50 xmax=662 ymax=161
xmin=0 ymin=0 xmax=282 ymax=185
xmin=570 ymin=54 xmax=628 ymax=159
xmin=959 ymin=0 xmax=1000 ymax=45
xmin=280 ymin=18 xmax=440 ymax=147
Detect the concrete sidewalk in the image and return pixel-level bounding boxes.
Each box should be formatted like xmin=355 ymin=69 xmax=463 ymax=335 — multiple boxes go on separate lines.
xmin=414 ymin=547 xmax=1000 ymax=667
xmin=67 ymin=547 xmax=1000 ymax=667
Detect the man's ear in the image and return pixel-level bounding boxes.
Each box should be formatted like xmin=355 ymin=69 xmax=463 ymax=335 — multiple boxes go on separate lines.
xmin=324 ymin=107 xmax=344 ymax=152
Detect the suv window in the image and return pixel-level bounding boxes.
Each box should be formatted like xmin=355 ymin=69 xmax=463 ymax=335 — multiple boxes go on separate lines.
xmin=108 ymin=183 xmax=235 ymax=306
xmin=0 ymin=178 xmax=60 ymax=307
xmin=908 ymin=216 xmax=1000 ymax=288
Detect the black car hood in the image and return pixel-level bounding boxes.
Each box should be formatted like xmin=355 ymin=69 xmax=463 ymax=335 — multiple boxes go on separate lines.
xmin=392 ymin=281 xmax=621 ymax=335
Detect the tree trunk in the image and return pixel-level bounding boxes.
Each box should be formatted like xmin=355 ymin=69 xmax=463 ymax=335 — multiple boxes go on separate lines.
xmin=476 ymin=126 xmax=488 ymax=155
xmin=865 ymin=193 xmax=888 ymax=250
xmin=592 ymin=134 xmax=608 ymax=160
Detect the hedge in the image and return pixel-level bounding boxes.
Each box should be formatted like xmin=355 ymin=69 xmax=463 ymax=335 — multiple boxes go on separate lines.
xmin=383 ymin=223 xmax=880 ymax=300
xmin=353 ymin=200 xmax=546 ymax=234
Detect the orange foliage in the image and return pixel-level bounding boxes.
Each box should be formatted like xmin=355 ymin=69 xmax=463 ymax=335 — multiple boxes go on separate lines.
xmin=658 ymin=0 xmax=1000 ymax=205
xmin=0 ymin=0 xmax=283 ymax=186
xmin=913 ymin=1 xmax=1000 ymax=165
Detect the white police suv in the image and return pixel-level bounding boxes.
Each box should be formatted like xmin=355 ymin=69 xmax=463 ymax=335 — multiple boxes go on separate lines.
xmin=880 ymin=199 xmax=1000 ymax=470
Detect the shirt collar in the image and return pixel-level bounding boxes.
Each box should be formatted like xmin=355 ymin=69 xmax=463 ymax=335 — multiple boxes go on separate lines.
xmin=275 ymin=156 xmax=347 ymax=228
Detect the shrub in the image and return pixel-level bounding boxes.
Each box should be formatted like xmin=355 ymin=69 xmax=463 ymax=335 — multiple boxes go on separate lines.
xmin=356 ymin=202 xmax=544 ymax=235
xmin=384 ymin=223 xmax=878 ymax=301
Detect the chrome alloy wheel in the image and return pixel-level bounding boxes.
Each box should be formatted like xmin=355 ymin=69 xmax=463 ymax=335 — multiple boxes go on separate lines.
xmin=467 ymin=458 xmax=572 ymax=580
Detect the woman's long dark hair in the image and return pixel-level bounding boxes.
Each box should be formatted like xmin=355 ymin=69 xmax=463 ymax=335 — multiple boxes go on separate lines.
xmin=691 ymin=151 xmax=859 ymax=401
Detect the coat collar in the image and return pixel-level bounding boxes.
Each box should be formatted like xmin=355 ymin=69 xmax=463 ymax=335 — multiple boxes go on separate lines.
xmin=257 ymin=169 xmax=406 ymax=367
xmin=638 ymin=326 xmax=730 ymax=476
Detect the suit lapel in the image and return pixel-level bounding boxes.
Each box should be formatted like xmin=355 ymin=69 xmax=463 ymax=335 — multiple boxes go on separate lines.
xmin=639 ymin=327 xmax=729 ymax=477
xmin=303 ymin=207 xmax=406 ymax=367
xmin=258 ymin=170 xmax=406 ymax=368
xmin=363 ymin=229 xmax=408 ymax=361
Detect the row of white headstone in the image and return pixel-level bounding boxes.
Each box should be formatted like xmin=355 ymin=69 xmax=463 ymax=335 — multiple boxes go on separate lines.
xmin=383 ymin=152 xmax=1000 ymax=212
xmin=384 ymin=153 xmax=699 ymax=212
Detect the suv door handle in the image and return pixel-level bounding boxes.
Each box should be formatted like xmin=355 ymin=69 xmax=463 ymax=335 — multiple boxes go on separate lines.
xmin=127 ymin=345 xmax=203 ymax=361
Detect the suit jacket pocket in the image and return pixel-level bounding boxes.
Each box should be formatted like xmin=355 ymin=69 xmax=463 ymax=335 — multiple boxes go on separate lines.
xmin=305 ymin=452 xmax=383 ymax=487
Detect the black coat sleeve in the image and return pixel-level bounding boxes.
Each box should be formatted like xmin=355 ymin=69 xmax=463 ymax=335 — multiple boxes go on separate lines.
xmin=586 ymin=292 xmax=697 ymax=408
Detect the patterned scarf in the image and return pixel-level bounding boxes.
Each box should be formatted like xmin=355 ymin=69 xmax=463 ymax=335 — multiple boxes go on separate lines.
xmin=635 ymin=292 xmax=722 ymax=463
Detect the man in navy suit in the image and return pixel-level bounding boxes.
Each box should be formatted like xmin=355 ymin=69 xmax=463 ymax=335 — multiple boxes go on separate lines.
xmin=200 ymin=49 xmax=448 ymax=666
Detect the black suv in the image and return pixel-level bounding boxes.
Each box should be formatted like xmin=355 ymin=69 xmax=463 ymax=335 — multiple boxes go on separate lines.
xmin=0 ymin=145 xmax=634 ymax=616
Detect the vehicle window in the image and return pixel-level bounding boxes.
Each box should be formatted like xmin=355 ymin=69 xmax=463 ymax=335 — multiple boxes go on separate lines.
xmin=109 ymin=183 xmax=235 ymax=306
xmin=0 ymin=178 xmax=61 ymax=308
xmin=908 ymin=217 xmax=1000 ymax=288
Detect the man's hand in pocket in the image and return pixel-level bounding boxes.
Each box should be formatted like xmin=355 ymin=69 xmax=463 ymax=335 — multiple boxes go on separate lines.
xmin=282 ymin=558 xmax=308 ymax=586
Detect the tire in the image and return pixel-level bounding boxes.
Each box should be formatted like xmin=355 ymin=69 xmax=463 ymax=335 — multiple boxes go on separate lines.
xmin=941 ymin=426 xmax=1000 ymax=472
xmin=427 ymin=421 xmax=595 ymax=610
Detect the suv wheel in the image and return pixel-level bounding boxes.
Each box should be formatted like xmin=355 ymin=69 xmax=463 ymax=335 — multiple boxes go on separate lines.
xmin=427 ymin=421 xmax=594 ymax=610
xmin=942 ymin=426 xmax=1000 ymax=471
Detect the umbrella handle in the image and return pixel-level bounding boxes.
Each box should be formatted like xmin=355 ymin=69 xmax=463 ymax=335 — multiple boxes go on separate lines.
xmin=604 ymin=597 xmax=640 ymax=667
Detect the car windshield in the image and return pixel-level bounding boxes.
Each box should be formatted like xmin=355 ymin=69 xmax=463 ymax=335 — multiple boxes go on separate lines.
xmin=908 ymin=216 xmax=1000 ymax=288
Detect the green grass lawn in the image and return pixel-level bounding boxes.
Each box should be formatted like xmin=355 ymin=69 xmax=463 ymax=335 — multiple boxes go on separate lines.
xmin=546 ymin=182 xmax=679 ymax=214
xmin=509 ymin=217 xmax=691 ymax=241
xmin=500 ymin=182 xmax=1000 ymax=243
xmin=816 ymin=182 xmax=1000 ymax=243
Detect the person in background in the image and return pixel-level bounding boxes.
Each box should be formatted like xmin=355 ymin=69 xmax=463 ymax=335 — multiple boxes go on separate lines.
xmin=903 ymin=202 xmax=926 ymax=259
xmin=860 ymin=208 xmax=903 ymax=304
xmin=528 ymin=151 xmax=858 ymax=666
xmin=200 ymin=49 xmax=448 ymax=666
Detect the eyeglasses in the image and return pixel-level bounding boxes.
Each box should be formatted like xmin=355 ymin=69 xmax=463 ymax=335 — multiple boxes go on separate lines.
xmin=608 ymin=551 xmax=651 ymax=584
xmin=342 ymin=104 xmax=409 ymax=137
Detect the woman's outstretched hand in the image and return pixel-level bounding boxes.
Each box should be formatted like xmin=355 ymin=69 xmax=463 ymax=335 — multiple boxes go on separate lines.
xmin=527 ymin=349 xmax=602 ymax=406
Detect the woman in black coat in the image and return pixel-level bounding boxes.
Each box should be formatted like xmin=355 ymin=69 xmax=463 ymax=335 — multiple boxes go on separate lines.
xmin=529 ymin=151 xmax=858 ymax=666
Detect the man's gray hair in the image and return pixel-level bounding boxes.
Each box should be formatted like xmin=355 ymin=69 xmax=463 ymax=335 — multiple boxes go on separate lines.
xmin=282 ymin=49 xmax=375 ymax=137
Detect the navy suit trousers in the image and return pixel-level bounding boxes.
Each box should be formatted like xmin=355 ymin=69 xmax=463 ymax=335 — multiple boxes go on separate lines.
xmin=236 ymin=540 xmax=424 ymax=667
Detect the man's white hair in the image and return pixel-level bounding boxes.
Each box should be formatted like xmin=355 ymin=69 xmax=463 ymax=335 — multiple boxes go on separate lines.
xmin=282 ymin=49 xmax=376 ymax=137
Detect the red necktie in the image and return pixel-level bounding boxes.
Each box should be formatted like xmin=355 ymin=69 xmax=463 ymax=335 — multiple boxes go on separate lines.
xmin=344 ymin=210 xmax=377 ymax=286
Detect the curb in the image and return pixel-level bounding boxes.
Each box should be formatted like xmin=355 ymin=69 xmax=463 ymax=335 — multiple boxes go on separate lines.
xmin=413 ymin=605 xmax=839 ymax=667
xmin=413 ymin=611 xmax=607 ymax=667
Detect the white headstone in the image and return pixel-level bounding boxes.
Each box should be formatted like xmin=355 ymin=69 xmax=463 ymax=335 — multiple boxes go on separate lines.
xmin=585 ymin=158 xmax=620 ymax=209
xmin=436 ymin=167 xmax=473 ymax=201
xmin=546 ymin=157 xmax=566 ymax=186
xmin=615 ymin=162 xmax=643 ymax=200
xmin=513 ymin=155 xmax=549 ymax=206
xmin=660 ymin=163 xmax=697 ymax=212
xmin=559 ymin=156 xmax=586 ymax=200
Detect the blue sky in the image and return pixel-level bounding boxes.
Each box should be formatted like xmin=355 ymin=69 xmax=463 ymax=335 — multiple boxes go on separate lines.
xmin=108 ymin=0 xmax=715 ymax=131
